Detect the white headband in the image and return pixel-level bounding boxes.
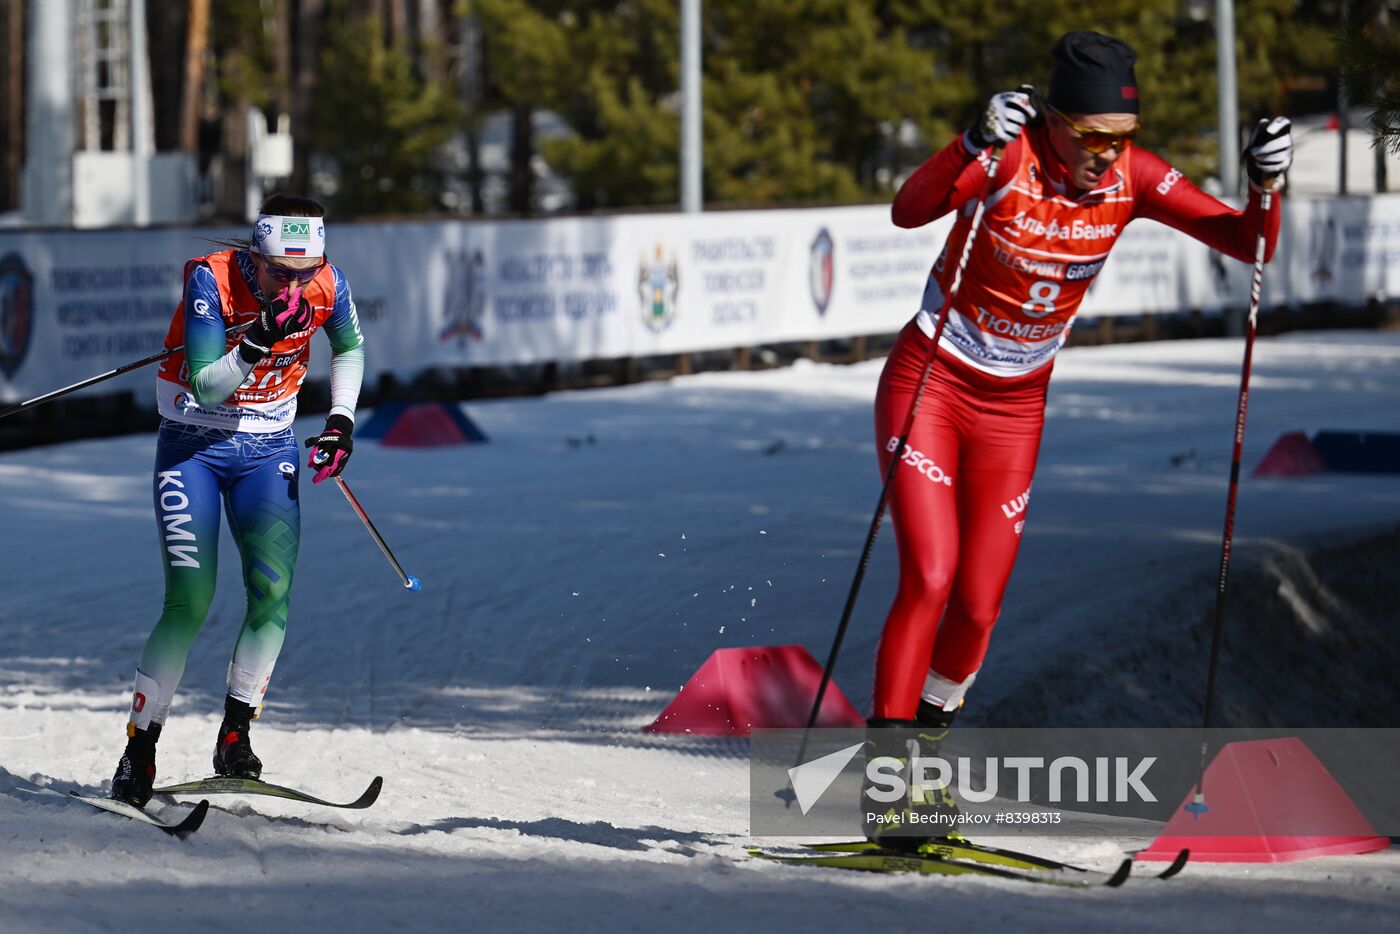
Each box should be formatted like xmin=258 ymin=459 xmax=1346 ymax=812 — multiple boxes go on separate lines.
xmin=252 ymin=214 xmax=326 ymax=258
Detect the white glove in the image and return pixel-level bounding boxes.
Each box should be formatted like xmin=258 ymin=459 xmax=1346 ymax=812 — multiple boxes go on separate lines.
xmin=966 ymin=90 xmax=1036 ymax=153
xmin=1245 ymin=116 xmax=1292 ymax=187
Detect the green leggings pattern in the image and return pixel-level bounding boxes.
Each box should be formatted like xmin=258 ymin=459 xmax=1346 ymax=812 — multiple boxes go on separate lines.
xmin=135 ymin=421 xmax=301 ymax=725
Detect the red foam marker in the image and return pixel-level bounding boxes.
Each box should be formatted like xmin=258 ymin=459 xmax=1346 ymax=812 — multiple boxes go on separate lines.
xmin=1138 ymin=737 xmax=1389 ymax=863
xmin=646 ymin=645 xmax=865 ymax=736
xmin=1252 ymin=430 xmax=1328 ymax=477
xmin=380 ymin=402 xmax=488 ymax=447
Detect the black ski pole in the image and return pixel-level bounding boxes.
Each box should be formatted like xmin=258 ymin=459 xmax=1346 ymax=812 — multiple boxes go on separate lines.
xmin=0 ymin=322 xmax=253 ymax=421
xmin=1187 ymin=178 xmax=1278 ymax=816
xmin=794 ymin=146 xmax=1006 ymax=768
xmin=332 ymin=476 xmax=422 ymax=592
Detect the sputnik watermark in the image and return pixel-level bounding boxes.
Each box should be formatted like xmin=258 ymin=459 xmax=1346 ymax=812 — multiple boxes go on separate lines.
xmin=754 ymin=728 xmax=1400 ymax=838
xmin=786 ymin=750 xmax=1158 ymax=816
xmin=786 ymin=742 xmax=864 ymax=815
xmin=865 ymin=755 xmax=1158 ymax=804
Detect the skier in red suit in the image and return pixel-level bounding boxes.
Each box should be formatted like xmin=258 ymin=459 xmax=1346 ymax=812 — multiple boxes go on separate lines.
xmin=862 ymin=30 xmax=1293 ymax=848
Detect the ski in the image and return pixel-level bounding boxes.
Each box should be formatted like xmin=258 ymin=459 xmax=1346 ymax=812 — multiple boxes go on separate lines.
xmin=1142 ymin=848 xmax=1191 ymax=879
xmin=153 ymin=775 xmax=382 ymax=810
xmin=794 ymin=840 xmax=1189 ymax=880
xmin=70 ymin=793 xmax=209 ymax=839
xmin=801 ymin=838 xmax=1085 ymax=873
xmin=748 ymin=847 xmax=1133 ymax=888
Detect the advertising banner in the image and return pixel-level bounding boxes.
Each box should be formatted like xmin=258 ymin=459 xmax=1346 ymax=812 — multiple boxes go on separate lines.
xmin=4 ymin=193 xmax=1398 ymax=407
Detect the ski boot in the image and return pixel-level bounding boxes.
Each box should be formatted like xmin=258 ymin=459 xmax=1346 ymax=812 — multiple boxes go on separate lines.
xmin=111 ymin=722 xmax=161 ymax=808
xmin=212 ymin=695 xmax=263 ymax=779
xmin=860 ymin=703 xmax=965 ymax=852
xmin=860 ymin=717 xmax=925 ymax=853
xmin=912 ymin=698 xmax=964 ymax=847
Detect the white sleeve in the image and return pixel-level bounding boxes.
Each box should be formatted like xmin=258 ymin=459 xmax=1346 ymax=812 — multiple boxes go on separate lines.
xmin=328 ymin=343 xmax=365 ymax=423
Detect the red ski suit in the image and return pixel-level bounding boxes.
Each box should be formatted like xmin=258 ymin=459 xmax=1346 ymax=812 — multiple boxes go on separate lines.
xmin=872 ymin=125 xmax=1281 ymax=719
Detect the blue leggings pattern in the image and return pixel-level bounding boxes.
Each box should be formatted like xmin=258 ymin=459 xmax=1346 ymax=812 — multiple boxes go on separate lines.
xmin=140 ymin=420 xmax=301 ymax=718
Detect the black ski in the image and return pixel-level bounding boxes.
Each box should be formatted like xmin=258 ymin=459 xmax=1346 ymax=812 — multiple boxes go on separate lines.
xmin=71 ymin=793 xmax=209 ymax=839
xmin=153 ymin=775 xmax=382 ymax=810
xmin=1148 ymin=848 xmax=1191 ymax=879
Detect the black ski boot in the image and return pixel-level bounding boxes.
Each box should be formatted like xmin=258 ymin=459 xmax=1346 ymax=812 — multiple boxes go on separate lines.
xmin=111 ymin=722 xmax=161 ymax=808
xmin=912 ymin=699 xmax=963 ymax=845
xmin=860 ymin=703 xmax=964 ymax=852
xmin=860 ymin=717 xmax=925 ymax=853
xmin=212 ymin=695 xmax=263 ymax=779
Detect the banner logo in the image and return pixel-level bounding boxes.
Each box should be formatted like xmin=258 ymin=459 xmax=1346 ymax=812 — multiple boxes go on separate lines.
xmin=439 ymin=249 xmax=488 ymax=343
xmin=1310 ymin=217 xmax=1337 ymax=285
xmin=639 ymin=245 xmax=679 ymax=332
xmin=808 ymin=228 xmax=834 ymax=315
xmin=0 ymin=254 xmax=35 ymax=379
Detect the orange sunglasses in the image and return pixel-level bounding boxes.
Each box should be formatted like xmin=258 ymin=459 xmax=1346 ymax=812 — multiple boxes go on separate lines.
xmin=1047 ymin=104 xmax=1138 ymax=154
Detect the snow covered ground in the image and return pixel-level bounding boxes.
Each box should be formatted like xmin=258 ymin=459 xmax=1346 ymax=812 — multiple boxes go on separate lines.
xmin=1 ymin=330 xmax=1398 ymax=932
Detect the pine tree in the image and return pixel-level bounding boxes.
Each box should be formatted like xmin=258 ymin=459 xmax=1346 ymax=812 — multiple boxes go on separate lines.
xmin=313 ymin=4 xmax=461 ymax=216
xmin=1340 ymin=15 xmax=1400 ymax=154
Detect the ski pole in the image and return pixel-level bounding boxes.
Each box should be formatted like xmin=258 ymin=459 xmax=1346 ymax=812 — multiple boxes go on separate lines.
xmin=1187 ymin=177 xmax=1278 ymax=817
xmin=332 ymin=476 xmax=422 ymax=592
xmin=794 ymin=145 xmax=1006 ymax=768
xmin=0 ymin=321 xmax=253 ymax=421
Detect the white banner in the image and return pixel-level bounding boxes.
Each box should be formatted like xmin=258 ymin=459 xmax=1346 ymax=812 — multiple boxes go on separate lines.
xmin=788 ymin=206 xmax=951 ymax=340
xmin=0 ymin=227 xmax=239 ymax=405
xmin=3 ymin=193 xmax=1398 ymax=407
xmin=426 ymin=216 xmax=632 ymax=367
xmin=1276 ymin=196 xmax=1400 ymax=308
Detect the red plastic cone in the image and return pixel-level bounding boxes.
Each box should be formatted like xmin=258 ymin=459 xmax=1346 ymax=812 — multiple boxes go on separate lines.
xmin=1252 ymin=431 xmax=1328 ymax=477
xmin=646 ymin=645 xmax=865 ymax=736
xmin=1137 ymin=738 xmax=1389 ymax=863
xmin=380 ymin=403 xmax=485 ymax=447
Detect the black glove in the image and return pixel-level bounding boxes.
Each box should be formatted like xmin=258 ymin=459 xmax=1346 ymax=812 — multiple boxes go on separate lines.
xmin=239 ymin=285 xmax=314 ymax=362
xmin=1243 ymin=116 xmax=1292 ymax=188
xmin=305 ymin=414 xmax=354 ymax=484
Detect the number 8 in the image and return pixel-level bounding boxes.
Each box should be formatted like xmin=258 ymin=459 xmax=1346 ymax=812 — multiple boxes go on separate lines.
xmin=1021 ymin=280 xmax=1060 ymax=319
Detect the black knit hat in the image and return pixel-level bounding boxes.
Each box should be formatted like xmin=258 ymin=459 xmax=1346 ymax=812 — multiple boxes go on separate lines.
xmin=1047 ymin=31 xmax=1139 ymax=115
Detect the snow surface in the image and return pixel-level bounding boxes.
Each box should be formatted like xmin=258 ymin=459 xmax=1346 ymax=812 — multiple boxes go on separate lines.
xmin=2 ymin=331 xmax=1398 ymax=932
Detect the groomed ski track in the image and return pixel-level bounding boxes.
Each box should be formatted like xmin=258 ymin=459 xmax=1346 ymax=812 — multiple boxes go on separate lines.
xmin=2 ymin=331 xmax=1398 ymax=932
